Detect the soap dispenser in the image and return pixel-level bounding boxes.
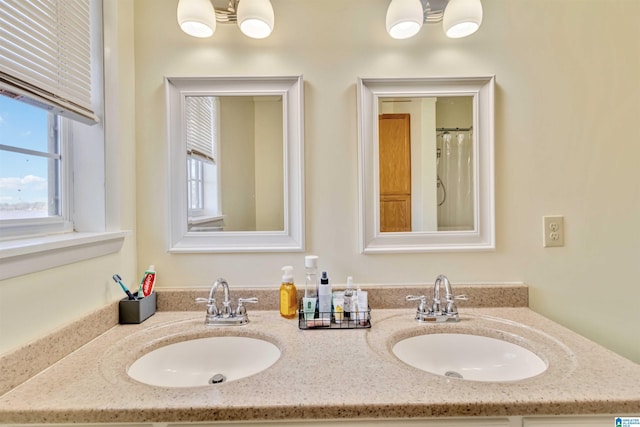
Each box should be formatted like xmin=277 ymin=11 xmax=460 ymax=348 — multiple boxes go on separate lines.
xmin=279 ymin=266 xmax=297 ymax=319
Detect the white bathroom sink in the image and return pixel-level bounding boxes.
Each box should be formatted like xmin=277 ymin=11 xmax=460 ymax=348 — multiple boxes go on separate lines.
xmin=127 ymin=336 xmax=280 ymax=387
xmin=392 ymin=333 xmax=547 ymax=382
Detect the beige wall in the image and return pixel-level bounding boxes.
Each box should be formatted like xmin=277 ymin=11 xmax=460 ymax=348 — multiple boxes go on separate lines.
xmin=220 ymin=97 xmax=256 ymax=231
xmin=0 ymin=0 xmax=138 ymax=355
xmin=254 ymin=98 xmax=284 ymax=231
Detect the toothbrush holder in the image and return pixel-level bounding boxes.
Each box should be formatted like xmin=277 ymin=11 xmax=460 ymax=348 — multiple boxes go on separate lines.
xmin=118 ymin=292 xmax=157 ymax=324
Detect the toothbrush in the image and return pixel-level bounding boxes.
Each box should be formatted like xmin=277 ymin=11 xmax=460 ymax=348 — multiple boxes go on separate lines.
xmin=112 ymin=274 xmax=137 ymax=300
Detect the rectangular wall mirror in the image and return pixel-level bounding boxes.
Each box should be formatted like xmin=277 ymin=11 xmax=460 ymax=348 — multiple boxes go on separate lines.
xmin=166 ymin=76 xmax=304 ymax=252
xmin=357 ymin=76 xmax=495 ymax=253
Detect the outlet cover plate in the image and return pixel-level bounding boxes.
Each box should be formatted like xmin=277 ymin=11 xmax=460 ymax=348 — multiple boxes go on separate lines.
xmin=543 ymin=215 xmax=564 ymax=247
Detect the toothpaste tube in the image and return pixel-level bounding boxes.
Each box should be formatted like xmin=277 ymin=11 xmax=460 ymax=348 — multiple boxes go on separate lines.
xmin=138 ymin=265 xmax=156 ymax=298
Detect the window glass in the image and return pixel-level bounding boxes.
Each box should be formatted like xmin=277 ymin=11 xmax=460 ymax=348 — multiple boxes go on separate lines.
xmin=187 ymin=157 xmax=220 ymax=219
xmin=0 ymin=95 xmax=62 ymax=221
xmin=187 ymin=157 xmax=204 ymax=212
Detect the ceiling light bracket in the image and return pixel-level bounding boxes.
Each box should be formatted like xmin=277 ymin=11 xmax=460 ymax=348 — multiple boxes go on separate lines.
xmin=209 ymin=0 xmax=238 ymax=23
xmin=422 ymin=0 xmax=449 ymax=23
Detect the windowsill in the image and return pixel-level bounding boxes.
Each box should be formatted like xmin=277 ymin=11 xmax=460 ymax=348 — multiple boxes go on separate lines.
xmin=188 ymin=215 xmax=224 ymax=225
xmin=0 ymin=231 xmax=130 ymax=280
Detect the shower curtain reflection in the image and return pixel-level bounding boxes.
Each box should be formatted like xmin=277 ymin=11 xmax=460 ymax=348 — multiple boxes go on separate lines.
xmin=437 ymin=130 xmax=474 ymax=231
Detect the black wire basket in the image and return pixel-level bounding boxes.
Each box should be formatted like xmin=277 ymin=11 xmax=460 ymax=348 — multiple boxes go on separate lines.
xmin=297 ymin=299 xmax=371 ymax=330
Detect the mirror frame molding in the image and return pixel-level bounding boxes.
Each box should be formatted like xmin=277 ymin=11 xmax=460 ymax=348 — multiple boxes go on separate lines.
xmin=165 ymin=75 xmax=304 ymax=253
xmin=357 ymin=76 xmax=495 ymax=253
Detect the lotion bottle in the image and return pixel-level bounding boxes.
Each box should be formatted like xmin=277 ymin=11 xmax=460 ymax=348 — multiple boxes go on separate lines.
xmin=344 ymin=276 xmax=354 ymax=319
xmin=279 ymin=266 xmax=297 ymax=319
xmin=318 ymin=271 xmax=332 ymax=325
xmin=356 ymin=286 xmax=368 ymax=325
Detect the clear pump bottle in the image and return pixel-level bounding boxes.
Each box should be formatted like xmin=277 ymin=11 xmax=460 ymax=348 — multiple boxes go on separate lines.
xmin=304 ymin=255 xmax=319 ymax=298
xmin=279 ymin=266 xmax=297 ymax=319
xmin=303 ymin=256 xmax=319 ymax=322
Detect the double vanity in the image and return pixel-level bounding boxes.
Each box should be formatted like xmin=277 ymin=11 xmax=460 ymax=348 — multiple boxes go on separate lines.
xmin=1 ymin=284 xmax=639 ymax=425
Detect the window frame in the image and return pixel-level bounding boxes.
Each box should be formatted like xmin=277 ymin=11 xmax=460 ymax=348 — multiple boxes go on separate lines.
xmin=186 ymin=94 xmax=223 ymax=223
xmin=0 ymin=0 xmax=127 ymax=280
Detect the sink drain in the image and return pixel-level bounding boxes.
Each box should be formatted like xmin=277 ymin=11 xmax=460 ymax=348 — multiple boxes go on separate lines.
xmin=444 ymin=371 xmax=464 ymax=379
xmin=209 ymin=374 xmax=226 ymax=384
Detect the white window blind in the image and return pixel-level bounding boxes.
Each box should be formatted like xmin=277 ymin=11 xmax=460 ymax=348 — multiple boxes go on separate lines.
xmin=185 ymin=96 xmax=216 ymax=162
xmin=0 ymin=0 xmax=98 ymax=124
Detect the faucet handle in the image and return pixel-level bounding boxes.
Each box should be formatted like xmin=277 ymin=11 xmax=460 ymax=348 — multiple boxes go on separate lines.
xmin=195 ymin=297 xmax=219 ymax=316
xmin=236 ymin=297 xmax=258 ymax=316
xmin=406 ymin=295 xmax=430 ymax=314
xmin=442 ymin=295 xmax=468 ymax=315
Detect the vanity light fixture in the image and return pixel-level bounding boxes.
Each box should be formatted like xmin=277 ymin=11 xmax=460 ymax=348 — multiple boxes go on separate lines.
xmin=442 ymin=0 xmax=483 ymax=38
xmin=177 ymin=0 xmax=217 ymax=38
xmin=176 ymin=0 xmax=274 ymax=39
xmin=237 ymin=0 xmax=275 ymax=39
xmin=386 ymin=0 xmax=424 ymax=40
xmin=386 ymin=0 xmax=483 ymax=40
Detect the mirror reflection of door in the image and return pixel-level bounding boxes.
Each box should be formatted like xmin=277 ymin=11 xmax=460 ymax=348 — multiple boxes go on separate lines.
xmin=379 ymin=113 xmax=412 ymax=232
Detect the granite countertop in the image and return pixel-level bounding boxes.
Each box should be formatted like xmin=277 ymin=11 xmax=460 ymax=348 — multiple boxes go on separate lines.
xmin=0 ymin=306 xmax=639 ymax=424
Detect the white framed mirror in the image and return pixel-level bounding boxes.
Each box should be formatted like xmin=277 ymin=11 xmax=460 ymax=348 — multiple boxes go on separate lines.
xmin=166 ymin=76 xmax=304 ymax=252
xmin=357 ymin=76 xmax=495 ymax=253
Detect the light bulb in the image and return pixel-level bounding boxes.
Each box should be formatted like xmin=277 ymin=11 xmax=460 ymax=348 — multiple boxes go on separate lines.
xmin=386 ymin=0 xmax=424 ymax=40
xmin=177 ymin=0 xmax=216 ymax=38
xmin=237 ymin=0 xmax=275 ymax=39
xmin=443 ymin=0 xmax=483 ymax=39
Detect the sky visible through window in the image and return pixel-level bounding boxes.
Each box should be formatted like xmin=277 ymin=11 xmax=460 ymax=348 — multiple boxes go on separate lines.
xmin=0 ymin=95 xmax=51 ymax=219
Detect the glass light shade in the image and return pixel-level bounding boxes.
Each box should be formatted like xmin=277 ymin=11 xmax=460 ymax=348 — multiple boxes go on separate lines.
xmin=386 ymin=0 xmax=424 ymax=40
xmin=177 ymin=0 xmax=217 ymax=38
xmin=237 ymin=0 xmax=275 ymax=39
xmin=443 ymin=0 xmax=483 ymax=38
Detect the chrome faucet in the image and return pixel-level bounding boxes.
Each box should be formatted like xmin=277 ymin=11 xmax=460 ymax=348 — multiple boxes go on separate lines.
xmin=195 ymin=278 xmax=258 ymax=326
xmin=406 ymin=274 xmax=467 ymax=323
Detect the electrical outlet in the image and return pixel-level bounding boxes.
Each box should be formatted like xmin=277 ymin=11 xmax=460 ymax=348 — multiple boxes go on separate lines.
xmin=543 ymin=215 xmax=564 ymax=247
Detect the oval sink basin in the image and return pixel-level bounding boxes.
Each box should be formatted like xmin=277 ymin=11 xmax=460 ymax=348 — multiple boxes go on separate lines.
xmin=392 ymin=333 xmax=547 ymax=382
xmin=128 ymin=336 xmax=280 ymax=387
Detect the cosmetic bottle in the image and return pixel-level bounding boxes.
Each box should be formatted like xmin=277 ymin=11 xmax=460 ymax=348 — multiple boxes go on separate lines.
xmin=343 ymin=276 xmax=354 ymax=319
xmin=279 ymin=266 xmax=297 ymax=319
xmin=333 ymin=292 xmax=344 ymax=323
xmin=357 ymin=286 xmax=368 ymax=325
xmin=303 ymin=255 xmax=319 ymax=323
xmin=318 ymin=271 xmax=332 ymax=326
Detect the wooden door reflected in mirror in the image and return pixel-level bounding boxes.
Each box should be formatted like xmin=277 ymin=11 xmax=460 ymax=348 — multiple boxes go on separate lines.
xmin=379 ymin=113 xmax=411 ymax=232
